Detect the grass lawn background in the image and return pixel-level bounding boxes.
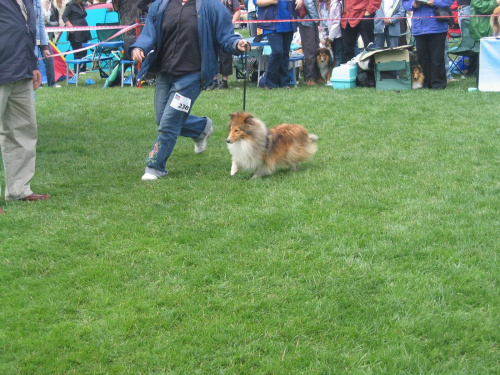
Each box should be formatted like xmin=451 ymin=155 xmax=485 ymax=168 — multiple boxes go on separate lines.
xmin=1 ymin=74 xmax=499 ymax=374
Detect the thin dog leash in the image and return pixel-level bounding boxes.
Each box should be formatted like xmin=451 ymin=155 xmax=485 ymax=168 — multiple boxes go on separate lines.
xmin=242 ymin=50 xmax=248 ymax=111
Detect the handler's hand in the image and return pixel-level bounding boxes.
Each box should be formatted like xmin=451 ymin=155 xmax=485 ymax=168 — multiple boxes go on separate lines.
xmin=33 ymin=70 xmax=42 ymax=90
xmin=295 ymin=0 xmax=303 ymax=9
xmin=132 ymin=48 xmax=145 ymax=64
xmin=42 ymin=50 xmax=51 ymax=59
xmin=237 ymin=39 xmax=251 ymax=52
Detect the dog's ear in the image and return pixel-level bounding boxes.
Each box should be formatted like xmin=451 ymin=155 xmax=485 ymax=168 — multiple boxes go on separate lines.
xmin=244 ymin=114 xmax=254 ymax=124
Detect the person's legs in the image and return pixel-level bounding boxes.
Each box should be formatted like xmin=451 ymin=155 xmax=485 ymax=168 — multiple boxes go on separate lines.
xmin=332 ymin=37 xmax=343 ymax=66
xmin=248 ymin=11 xmax=257 ymax=38
xmin=298 ymin=24 xmax=319 ymax=82
xmin=265 ymin=32 xmax=285 ymax=88
xmin=278 ymin=31 xmax=294 ymax=87
xmin=374 ymin=33 xmax=385 ymax=49
xmin=312 ymin=26 xmax=320 ymax=79
xmin=387 ymin=35 xmax=399 ymax=48
xmin=0 ymin=80 xmax=37 ymax=200
xmin=386 ymin=28 xmax=399 ymax=48
xmin=144 ymin=72 xmax=208 ymax=177
xmin=71 ymin=41 xmax=87 ymax=72
xmin=43 ymin=44 xmax=57 ymax=87
xmin=428 ymin=32 xmax=447 ymax=89
xmin=218 ymin=50 xmax=233 ymax=88
xmin=444 ymin=36 xmax=453 ymax=80
xmin=341 ymin=23 xmax=360 ymax=62
xmin=360 ymin=16 xmax=375 ymax=48
xmin=415 ymin=34 xmax=432 ymax=88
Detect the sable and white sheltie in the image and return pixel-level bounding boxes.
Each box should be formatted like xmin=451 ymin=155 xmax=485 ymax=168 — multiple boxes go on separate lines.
xmin=315 ymin=47 xmax=334 ymax=83
xmin=411 ymin=65 xmax=425 ymax=89
xmin=226 ymin=112 xmax=318 ymax=178
xmin=492 ymin=6 xmax=500 ymax=38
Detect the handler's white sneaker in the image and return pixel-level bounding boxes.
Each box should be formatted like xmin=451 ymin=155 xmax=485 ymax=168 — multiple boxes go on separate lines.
xmin=141 ymin=173 xmax=158 ymax=181
xmin=194 ymin=126 xmax=213 ymax=154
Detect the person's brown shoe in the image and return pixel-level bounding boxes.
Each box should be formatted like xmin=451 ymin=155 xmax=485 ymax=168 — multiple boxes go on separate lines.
xmin=0 ymin=207 xmax=5 ymax=214
xmin=21 ymin=193 xmax=50 ymax=201
xmin=305 ymin=79 xmax=316 ymax=86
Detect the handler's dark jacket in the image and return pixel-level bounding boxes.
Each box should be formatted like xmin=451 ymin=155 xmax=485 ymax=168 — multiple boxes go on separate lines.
xmin=0 ymin=0 xmax=38 ymax=85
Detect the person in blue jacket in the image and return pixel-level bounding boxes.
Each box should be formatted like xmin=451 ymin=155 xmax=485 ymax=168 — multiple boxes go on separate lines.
xmin=254 ymin=0 xmax=301 ymax=89
xmin=374 ymin=0 xmax=405 ymax=48
xmin=403 ymin=0 xmax=453 ymax=89
xmin=0 ymin=0 xmax=50 ymax=213
xmin=130 ymin=0 xmax=250 ymax=181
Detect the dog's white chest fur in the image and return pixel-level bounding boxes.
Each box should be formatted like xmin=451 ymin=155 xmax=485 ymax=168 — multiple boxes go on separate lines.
xmin=227 ymin=140 xmax=263 ymax=173
xmin=412 ymin=81 xmax=424 ymax=89
xmin=318 ymin=62 xmax=330 ymax=81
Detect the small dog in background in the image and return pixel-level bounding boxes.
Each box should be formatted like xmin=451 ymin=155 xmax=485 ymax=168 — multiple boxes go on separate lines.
xmin=226 ymin=112 xmax=318 ymax=178
xmin=315 ymin=47 xmax=334 ymax=83
xmin=492 ymin=6 xmax=500 ymax=37
xmin=411 ymin=65 xmax=425 ymax=89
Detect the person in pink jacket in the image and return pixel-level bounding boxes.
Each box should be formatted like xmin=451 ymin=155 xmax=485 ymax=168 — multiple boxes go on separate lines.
xmin=341 ymin=0 xmax=382 ymax=62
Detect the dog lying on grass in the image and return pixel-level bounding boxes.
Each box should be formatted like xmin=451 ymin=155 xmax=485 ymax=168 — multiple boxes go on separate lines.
xmin=226 ymin=112 xmax=318 ymax=178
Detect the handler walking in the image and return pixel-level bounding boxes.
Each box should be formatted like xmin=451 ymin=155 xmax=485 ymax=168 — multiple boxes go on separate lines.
xmin=130 ymin=0 xmax=250 ymax=181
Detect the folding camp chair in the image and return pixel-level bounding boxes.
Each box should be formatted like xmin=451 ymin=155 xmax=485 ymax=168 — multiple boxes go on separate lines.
xmin=448 ymin=18 xmax=479 ymax=76
xmin=233 ymin=48 xmax=260 ymax=80
xmin=447 ymin=6 xmax=462 ymax=50
xmin=91 ymin=22 xmax=124 ymax=78
xmin=448 ymin=26 xmax=462 ymax=49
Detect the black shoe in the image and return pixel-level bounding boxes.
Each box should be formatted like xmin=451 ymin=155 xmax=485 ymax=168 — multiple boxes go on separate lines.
xmin=217 ymin=80 xmax=229 ymax=89
xmin=205 ymin=81 xmax=218 ymax=91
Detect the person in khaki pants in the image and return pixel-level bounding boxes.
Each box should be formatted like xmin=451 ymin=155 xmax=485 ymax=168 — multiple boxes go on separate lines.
xmin=0 ymin=0 xmax=50 ymax=214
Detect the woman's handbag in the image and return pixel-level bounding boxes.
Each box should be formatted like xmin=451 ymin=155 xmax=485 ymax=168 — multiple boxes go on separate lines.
xmin=49 ymin=0 xmax=59 ymax=23
xmin=297 ymin=3 xmax=307 ymax=18
xmin=434 ymin=7 xmax=454 ymax=25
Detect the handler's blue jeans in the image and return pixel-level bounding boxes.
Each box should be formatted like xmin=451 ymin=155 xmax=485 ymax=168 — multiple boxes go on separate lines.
xmin=145 ymin=72 xmax=212 ymax=176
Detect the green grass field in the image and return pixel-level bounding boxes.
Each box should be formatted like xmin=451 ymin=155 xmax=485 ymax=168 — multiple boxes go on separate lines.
xmin=1 ymin=74 xmax=499 ymax=374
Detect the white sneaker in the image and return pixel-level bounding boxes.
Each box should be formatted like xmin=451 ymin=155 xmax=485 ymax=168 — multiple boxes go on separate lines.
xmin=141 ymin=172 xmax=158 ymax=181
xmin=194 ymin=126 xmax=213 ymax=154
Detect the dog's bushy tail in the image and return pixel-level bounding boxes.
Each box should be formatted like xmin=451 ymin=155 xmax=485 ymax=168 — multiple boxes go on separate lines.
xmin=306 ymin=134 xmax=319 ymax=157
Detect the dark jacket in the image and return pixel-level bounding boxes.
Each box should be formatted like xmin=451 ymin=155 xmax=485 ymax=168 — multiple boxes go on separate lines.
xmin=130 ymin=0 xmax=243 ymax=88
xmin=0 ymin=0 xmax=38 ymax=85
xmin=62 ymin=0 xmax=91 ymax=43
